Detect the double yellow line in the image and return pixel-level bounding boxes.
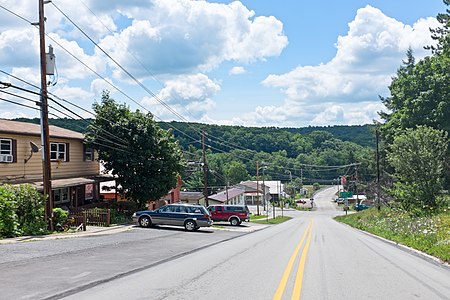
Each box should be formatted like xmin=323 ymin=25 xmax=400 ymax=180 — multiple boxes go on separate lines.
xmin=273 ymin=219 xmax=314 ymax=300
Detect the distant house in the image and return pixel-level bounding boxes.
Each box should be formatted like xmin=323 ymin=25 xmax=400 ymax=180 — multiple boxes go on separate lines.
xmin=236 ymin=181 xmax=269 ymax=205
xmin=179 ymin=191 xmax=204 ymax=205
xmin=208 ymin=187 xmax=245 ymax=205
xmin=264 ymin=181 xmax=285 ymax=202
xmin=0 ymin=119 xmax=112 ymax=207
xmin=100 ymin=174 xmax=184 ymax=210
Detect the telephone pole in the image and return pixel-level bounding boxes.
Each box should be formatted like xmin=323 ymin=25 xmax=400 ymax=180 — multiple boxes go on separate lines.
xmin=376 ymin=126 xmax=381 ymax=211
xmin=202 ymin=129 xmax=209 ymax=207
xmin=256 ymin=161 xmax=260 ymax=215
xmin=38 ymin=0 xmax=53 ymax=230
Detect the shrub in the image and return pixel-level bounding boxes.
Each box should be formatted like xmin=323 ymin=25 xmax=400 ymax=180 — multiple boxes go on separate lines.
xmin=0 ymin=186 xmax=19 ymax=238
xmin=0 ymin=184 xmax=47 ymax=238
xmin=53 ymin=208 xmax=69 ymax=231
xmin=15 ymin=184 xmax=47 ymax=235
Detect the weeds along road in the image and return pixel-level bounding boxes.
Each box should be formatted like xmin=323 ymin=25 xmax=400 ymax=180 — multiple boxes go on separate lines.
xmin=1 ymin=187 xmax=449 ymax=300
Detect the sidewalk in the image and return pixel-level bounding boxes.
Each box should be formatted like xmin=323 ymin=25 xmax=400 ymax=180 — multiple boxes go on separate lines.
xmin=0 ymin=224 xmax=134 ymax=245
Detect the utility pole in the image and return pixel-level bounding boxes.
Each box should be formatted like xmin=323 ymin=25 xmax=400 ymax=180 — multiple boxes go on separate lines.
xmin=281 ymin=180 xmax=284 ymax=218
xmin=376 ymin=126 xmax=381 ymax=211
xmin=256 ymin=161 xmax=260 ymax=215
xmin=262 ymin=163 xmax=266 ymax=211
xmin=202 ymin=129 xmax=209 ymax=207
xmin=225 ymin=179 xmax=229 ymax=203
xmin=355 ymin=165 xmax=359 ymax=205
xmin=38 ymin=0 xmax=53 ymax=230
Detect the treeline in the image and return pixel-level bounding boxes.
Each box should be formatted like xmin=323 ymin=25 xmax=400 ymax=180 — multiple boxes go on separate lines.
xmin=14 ymin=117 xmax=375 ymax=189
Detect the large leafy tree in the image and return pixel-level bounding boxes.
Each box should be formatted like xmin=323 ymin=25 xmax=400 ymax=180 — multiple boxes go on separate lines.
xmin=380 ymin=2 xmax=450 ymax=189
xmin=86 ymin=92 xmax=184 ymax=208
xmin=224 ymin=161 xmax=250 ymax=185
xmin=387 ymin=126 xmax=448 ymax=213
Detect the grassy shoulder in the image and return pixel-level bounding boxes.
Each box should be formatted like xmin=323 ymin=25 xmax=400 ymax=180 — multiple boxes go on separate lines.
xmin=251 ymin=215 xmax=292 ymax=225
xmin=335 ymin=207 xmax=450 ymax=263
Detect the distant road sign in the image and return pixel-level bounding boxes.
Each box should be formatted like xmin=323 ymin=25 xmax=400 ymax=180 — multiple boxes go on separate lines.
xmin=340 ymin=192 xmax=353 ymax=198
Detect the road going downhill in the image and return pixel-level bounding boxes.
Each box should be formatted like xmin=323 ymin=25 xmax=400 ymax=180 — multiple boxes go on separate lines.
xmin=59 ymin=187 xmax=450 ymax=300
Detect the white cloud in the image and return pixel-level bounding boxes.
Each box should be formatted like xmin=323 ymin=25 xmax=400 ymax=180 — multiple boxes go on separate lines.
xmin=142 ymin=73 xmax=220 ymax=120
xmin=97 ymin=0 xmax=288 ymax=78
xmin=255 ymin=5 xmax=440 ymax=126
xmin=229 ymin=66 xmax=247 ymax=75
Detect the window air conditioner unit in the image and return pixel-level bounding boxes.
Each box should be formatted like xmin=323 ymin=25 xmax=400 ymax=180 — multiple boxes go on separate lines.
xmin=0 ymin=154 xmax=13 ymax=162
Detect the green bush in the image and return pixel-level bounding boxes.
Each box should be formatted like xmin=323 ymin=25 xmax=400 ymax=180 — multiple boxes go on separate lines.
xmin=53 ymin=207 xmax=69 ymax=231
xmin=0 ymin=186 xmax=19 ymax=238
xmin=0 ymin=184 xmax=47 ymax=238
xmin=313 ymin=182 xmax=320 ymax=190
xmin=15 ymin=185 xmax=47 ymax=235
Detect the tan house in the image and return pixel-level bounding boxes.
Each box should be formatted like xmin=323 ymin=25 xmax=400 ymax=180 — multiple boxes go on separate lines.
xmin=0 ymin=119 xmax=111 ymax=207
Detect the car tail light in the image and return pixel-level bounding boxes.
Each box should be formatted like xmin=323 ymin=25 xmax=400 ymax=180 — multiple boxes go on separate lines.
xmin=204 ymin=214 xmax=210 ymax=219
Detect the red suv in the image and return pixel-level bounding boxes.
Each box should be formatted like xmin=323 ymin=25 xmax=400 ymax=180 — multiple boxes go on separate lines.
xmin=207 ymin=205 xmax=250 ymax=226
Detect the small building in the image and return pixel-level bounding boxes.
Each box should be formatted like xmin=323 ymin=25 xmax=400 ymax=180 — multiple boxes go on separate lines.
xmin=0 ymin=119 xmax=112 ymax=207
xmin=236 ymin=181 xmax=269 ymax=205
xmin=263 ymin=180 xmax=285 ymax=202
xmin=208 ymin=187 xmax=245 ymax=205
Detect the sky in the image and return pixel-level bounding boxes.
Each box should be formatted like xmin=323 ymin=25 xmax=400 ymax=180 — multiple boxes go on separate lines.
xmin=0 ymin=0 xmax=446 ymax=128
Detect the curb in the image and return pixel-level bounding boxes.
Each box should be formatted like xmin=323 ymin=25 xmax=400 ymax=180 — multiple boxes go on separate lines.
xmin=0 ymin=224 xmax=134 ymax=245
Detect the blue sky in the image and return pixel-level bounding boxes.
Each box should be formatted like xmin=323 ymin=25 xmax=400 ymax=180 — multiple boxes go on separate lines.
xmin=0 ymin=0 xmax=446 ymax=127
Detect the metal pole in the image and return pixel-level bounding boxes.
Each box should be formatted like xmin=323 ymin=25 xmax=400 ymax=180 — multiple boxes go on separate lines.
xmin=202 ymin=129 xmax=209 ymax=207
xmin=38 ymin=0 xmax=53 ymax=231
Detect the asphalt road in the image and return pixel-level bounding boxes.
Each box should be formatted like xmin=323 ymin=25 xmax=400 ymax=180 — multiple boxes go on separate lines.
xmin=1 ymin=187 xmax=449 ymax=300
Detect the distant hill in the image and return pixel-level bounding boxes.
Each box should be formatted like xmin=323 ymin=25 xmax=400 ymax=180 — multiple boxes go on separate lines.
xmin=286 ymin=125 xmax=375 ymax=147
xmin=13 ymin=118 xmax=375 ymax=149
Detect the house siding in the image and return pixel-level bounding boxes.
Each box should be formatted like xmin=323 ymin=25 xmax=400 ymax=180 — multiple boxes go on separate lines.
xmin=0 ymin=134 xmax=99 ymax=183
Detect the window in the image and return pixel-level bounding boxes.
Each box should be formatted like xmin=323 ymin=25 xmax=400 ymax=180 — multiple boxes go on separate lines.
xmin=84 ymin=145 xmax=94 ymax=161
xmin=50 ymin=142 xmax=67 ymax=161
xmin=0 ymin=139 xmax=12 ymax=155
xmin=53 ymin=188 xmax=69 ymax=204
xmin=0 ymin=138 xmax=16 ymax=163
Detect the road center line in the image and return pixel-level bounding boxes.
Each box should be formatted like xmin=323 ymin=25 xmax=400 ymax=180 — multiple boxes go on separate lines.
xmin=292 ymin=220 xmax=314 ymax=300
xmin=273 ymin=219 xmax=312 ymax=300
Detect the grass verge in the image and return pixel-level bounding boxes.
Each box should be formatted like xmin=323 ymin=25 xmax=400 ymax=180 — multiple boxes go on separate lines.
xmin=250 ymin=214 xmax=267 ymax=221
xmin=335 ymin=207 xmax=450 ymax=263
xmin=251 ymin=216 xmax=292 ymax=225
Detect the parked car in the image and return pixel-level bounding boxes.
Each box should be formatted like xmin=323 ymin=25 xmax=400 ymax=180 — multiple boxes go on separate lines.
xmin=207 ymin=204 xmax=250 ymax=226
xmin=132 ymin=204 xmax=212 ymax=231
xmin=354 ymin=203 xmax=370 ymax=211
xmin=296 ymin=199 xmax=306 ymax=204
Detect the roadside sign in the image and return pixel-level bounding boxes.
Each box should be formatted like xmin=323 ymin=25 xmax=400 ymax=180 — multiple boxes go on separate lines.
xmin=339 ymin=191 xmax=353 ymax=198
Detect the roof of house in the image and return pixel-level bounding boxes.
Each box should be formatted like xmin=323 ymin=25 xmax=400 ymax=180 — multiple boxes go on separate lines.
xmin=208 ymin=188 xmax=245 ymax=202
xmin=237 ymin=180 xmax=266 ymax=193
xmin=180 ymin=191 xmax=204 ymax=201
xmin=0 ymin=119 xmax=84 ymax=140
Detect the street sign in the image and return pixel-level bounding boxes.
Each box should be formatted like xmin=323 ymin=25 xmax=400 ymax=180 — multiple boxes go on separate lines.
xmin=339 ymin=191 xmax=353 ymax=198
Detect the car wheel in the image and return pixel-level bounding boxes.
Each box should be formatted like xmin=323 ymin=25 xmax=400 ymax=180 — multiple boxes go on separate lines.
xmin=184 ymin=220 xmax=197 ymax=231
xmin=139 ymin=216 xmax=151 ymax=228
xmin=230 ymin=218 xmax=239 ymax=226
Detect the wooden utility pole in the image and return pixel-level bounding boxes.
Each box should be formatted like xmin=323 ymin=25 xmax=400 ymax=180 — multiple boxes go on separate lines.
xmin=202 ymin=129 xmax=209 ymax=207
xmin=38 ymin=0 xmax=53 ymax=230
xmin=256 ymin=161 xmax=260 ymax=215
xmin=376 ymin=126 xmax=381 ymax=211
